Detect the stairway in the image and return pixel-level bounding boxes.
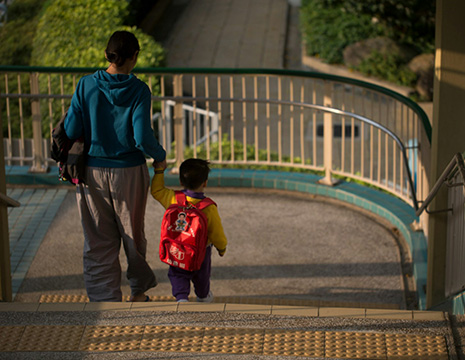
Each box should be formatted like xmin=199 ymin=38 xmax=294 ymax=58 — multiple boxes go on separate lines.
xmin=0 ymin=295 xmax=453 ymax=359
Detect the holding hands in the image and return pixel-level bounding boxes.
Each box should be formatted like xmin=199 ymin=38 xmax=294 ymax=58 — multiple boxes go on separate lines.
xmin=153 ymin=158 xmax=167 ymax=171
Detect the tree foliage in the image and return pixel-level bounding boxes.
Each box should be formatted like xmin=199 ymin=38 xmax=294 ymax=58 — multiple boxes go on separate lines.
xmin=336 ymin=0 xmax=435 ymax=53
xmin=0 ymin=0 xmax=47 ymax=65
xmin=300 ymin=0 xmax=435 ymax=64
xmin=31 ymin=0 xmax=165 ymax=68
xmin=300 ymin=0 xmax=385 ymax=64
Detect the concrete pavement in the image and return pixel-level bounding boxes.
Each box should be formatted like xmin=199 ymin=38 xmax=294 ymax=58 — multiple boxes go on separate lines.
xmin=159 ymin=0 xmax=289 ymax=68
xmin=4 ymin=165 xmax=458 ymax=359
xmin=11 ymin=184 xmax=407 ymax=309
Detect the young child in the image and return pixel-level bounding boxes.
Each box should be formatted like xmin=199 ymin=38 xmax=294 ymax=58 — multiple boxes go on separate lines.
xmin=151 ymin=158 xmax=227 ymax=302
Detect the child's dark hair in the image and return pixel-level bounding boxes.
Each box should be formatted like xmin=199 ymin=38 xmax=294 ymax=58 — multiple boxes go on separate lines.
xmin=179 ymin=158 xmax=210 ymax=190
xmin=105 ymin=31 xmax=140 ymax=67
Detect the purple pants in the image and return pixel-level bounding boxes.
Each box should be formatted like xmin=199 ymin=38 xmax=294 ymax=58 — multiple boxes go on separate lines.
xmin=168 ymin=245 xmax=212 ymax=301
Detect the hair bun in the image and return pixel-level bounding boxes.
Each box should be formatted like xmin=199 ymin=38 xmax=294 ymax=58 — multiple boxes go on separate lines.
xmin=105 ymin=31 xmax=140 ymax=67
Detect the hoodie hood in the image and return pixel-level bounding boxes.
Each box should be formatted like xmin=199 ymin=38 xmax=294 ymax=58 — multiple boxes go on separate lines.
xmin=93 ymin=70 xmax=140 ymax=106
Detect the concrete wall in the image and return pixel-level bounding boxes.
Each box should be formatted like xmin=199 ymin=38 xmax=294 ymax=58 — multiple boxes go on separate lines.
xmin=427 ymin=0 xmax=465 ymax=308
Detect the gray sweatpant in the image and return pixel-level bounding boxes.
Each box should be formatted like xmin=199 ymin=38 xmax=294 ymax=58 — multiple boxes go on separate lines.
xmin=76 ymin=164 xmax=157 ymax=301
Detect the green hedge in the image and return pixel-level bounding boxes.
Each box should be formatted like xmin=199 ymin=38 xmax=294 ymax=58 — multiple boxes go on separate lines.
xmin=300 ymin=0 xmax=435 ymax=63
xmin=1 ymin=0 xmax=165 ymax=138
xmin=31 ymin=0 xmax=164 ymax=68
xmin=300 ymin=0 xmax=435 ymax=88
xmin=300 ymin=0 xmax=385 ymax=64
xmin=0 ymin=0 xmax=47 ymax=66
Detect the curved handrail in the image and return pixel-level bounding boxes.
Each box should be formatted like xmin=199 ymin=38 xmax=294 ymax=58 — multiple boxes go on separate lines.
xmin=0 ymin=65 xmax=431 ymax=143
xmin=161 ymin=95 xmax=419 ymax=211
xmin=0 ymin=193 xmax=20 ymax=208
xmin=415 ymin=153 xmax=465 ymax=217
xmin=0 ymin=66 xmax=426 ymax=209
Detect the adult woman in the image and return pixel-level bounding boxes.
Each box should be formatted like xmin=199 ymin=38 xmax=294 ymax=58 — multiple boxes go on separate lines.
xmin=65 ymin=31 xmax=166 ymax=302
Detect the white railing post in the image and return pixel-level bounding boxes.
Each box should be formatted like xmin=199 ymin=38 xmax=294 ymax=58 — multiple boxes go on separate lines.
xmin=319 ymin=82 xmax=338 ymax=185
xmin=0 ymin=102 xmax=13 ymax=302
xmin=173 ymin=75 xmax=184 ymax=171
xmin=29 ymin=73 xmax=48 ymax=173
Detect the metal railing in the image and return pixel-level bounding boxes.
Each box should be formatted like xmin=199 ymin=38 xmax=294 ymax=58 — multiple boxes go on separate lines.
xmin=414 ymin=153 xmax=465 ymax=298
xmin=1 ymin=66 xmax=431 ymax=221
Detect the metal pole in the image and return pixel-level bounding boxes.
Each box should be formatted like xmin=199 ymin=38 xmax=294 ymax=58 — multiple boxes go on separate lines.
xmin=173 ymin=75 xmax=184 ymax=171
xmin=319 ymin=81 xmax=337 ymax=185
xmin=29 ymin=72 xmax=48 ymax=173
xmin=0 ymin=100 xmax=13 ymax=302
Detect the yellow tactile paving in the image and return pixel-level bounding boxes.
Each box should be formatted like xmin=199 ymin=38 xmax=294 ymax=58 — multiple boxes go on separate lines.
xmin=39 ymin=294 xmax=154 ymax=303
xmin=386 ymin=333 xmax=449 ymax=359
xmin=263 ymin=329 xmax=325 ymax=357
xmin=325 ymin=331 xmax=386 ymax=359
xmin=39 ymin=294 xmax=89 ymax=303
xmin=202 ymin=327 xmax=265 ymax=354
xmin=0 ymin=324 xmax=449 ymax=358
xmin=0 ymin=326 xmax=24 ymax=352
xmin=16 ymin=325 xmax=85 ymax=352
xmin=80 ymin=325 xmax=145 ymax=351
xmin=140 ymin=326 xmax=205 ymax=353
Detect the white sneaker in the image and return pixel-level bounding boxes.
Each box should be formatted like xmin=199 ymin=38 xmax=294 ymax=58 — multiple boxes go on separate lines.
xmin=197 ymin=291 xmax=214 ymax=303
xmin=177 ymin=299 xmax=188 ymax=303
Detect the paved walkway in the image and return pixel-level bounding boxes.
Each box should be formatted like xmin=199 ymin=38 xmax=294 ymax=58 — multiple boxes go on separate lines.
xmin=2 ymin=167 xmax=457 ymax=359
xmin=161 ymin=0 xmax=288 ymax=68
xmin=6 ymin=187 xmax=67 ymax=298
xmin=8 ymin=167 xmax=407 ymax=310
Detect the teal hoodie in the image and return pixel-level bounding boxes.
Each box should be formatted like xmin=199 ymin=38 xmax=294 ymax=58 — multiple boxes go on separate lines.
xmin=65 ymin=70 xmax=166 ymax=168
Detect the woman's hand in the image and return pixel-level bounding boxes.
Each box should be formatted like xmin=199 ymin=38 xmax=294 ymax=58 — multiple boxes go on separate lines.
xmin=153 ymin=159 xmax=167 ymax=170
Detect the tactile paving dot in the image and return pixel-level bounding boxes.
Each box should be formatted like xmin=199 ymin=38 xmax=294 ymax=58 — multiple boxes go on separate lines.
xmin=39 ymin=294 xmax=89 ymax=303
xmin=140 ymin=326 xmax=204 ymax=352
xmin=0 ymin=326 xmax=25 ymax=351
xmin=263 ymin=329 xmax=325 ymax=357
xmin=325 ymin=331 xmax=386 ymax=359
xmin=202 ymin=327 xmax=265 ymax=354
xmin=38 ymin=295 xmax=178 ymax=303
xmin=386 ymin=333 xmax=448 ymax=359
xmin=17 ymin=325 xmax=84 ymax=351
xmin=80 ymin=325 xmax=145 ymax=351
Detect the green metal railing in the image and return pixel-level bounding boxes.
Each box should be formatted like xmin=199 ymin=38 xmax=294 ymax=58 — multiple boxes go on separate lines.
xmin=1 ymin=66 xmax=431 ymax=211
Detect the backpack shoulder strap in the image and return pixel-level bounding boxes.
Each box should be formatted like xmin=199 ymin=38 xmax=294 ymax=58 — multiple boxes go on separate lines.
xmin=174 ymin=190 xmax=216 ymax=210
xmin=174 ymin=191 xmax=187 ymax=206
xmin=195 ymin=197 xmax=217 ymax=211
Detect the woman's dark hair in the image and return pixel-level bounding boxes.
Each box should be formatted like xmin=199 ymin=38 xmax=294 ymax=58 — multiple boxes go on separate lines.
xmin=105 ymin=31 xmax=140 ymax=67
xmin=179 ymin=158 xmax=210 ymax=190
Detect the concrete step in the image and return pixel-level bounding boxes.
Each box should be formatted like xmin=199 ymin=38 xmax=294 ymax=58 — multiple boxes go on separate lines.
xmin=37 ymin=294 xmax=403 ymax=310
xmin=0 ymin=297 xmax=452 ymax=359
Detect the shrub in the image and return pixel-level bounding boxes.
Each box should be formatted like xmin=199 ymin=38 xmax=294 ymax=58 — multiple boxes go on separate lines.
xmin=169 ymin=135 xmax=314 ymax=173
xmin=0 ymin=0 xmax=47 ymax=65
xmin=337 ymin=0 xmax=435 ymax=53
xmin=356 ymin=51 xmax=417 ymax=87
xmin=23 ymin=0 xmax=166 ymax=137
xmin=300 ymin=0 xmax=385 ymax=64
xmin=31 ymin=0 xmax=164 ymax=68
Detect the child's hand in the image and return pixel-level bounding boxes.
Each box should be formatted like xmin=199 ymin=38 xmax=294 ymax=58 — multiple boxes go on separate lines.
xmin=217 ymin=248 xmax=226 ymax=257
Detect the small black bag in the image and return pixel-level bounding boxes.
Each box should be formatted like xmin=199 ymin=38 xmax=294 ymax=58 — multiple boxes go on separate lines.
xmin=51 ymin=112 xmax=86 ymax=184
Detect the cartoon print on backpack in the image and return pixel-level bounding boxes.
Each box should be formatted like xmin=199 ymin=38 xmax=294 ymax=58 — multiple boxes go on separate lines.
xmin=175 ymin=212 xmax=188 ymax=231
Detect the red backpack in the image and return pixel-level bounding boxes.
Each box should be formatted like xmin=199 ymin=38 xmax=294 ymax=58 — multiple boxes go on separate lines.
xmin=159 ymin=191 xmax=216 ymax=271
